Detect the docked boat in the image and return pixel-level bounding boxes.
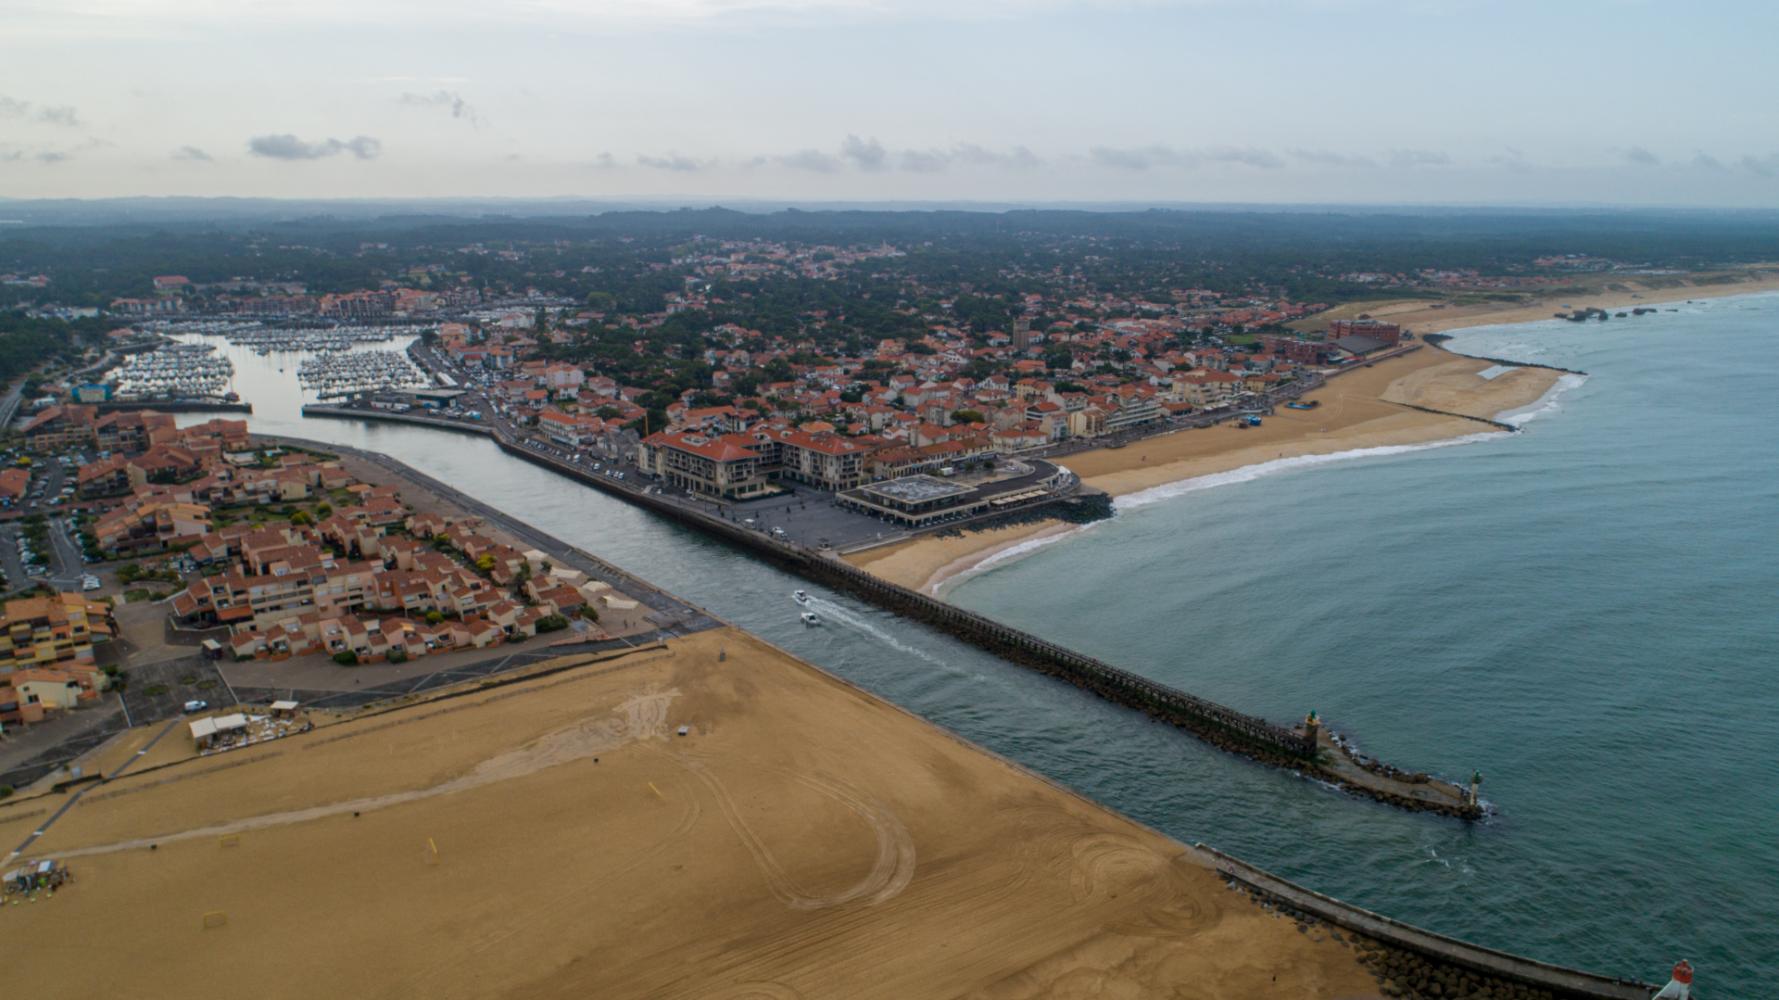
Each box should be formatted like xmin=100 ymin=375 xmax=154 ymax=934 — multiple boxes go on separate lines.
xmin=799 ymin=611 xmax=821 ymax=626
xmin=793 ymin=590 xmax=809 ymax=604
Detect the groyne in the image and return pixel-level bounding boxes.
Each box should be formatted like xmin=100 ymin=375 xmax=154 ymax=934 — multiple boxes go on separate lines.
xmin=1423 ymin=334 xmax=1591 ymax=376
xmin=291 ymin=404 xmax=1480 ymax=818
xmin=1387 ymin=400 xmax=1519 ymax=432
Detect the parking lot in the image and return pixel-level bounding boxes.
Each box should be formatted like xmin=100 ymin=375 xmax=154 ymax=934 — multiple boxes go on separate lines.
xmin=117 ymin=654 xmax=238 ymax=727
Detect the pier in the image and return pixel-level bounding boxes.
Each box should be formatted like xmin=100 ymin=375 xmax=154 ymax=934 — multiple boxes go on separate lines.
xmin=296 ymin=404 xmax=1482 ymax=818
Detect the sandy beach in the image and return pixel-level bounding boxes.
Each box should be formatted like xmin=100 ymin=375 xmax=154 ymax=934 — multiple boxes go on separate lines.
xmin=852 ymin=343 xmax=1563 ymax=592
xmin=848 ymin=268 xmax=1779 ymax=594
xmin=5 ymin=627 xmax=1377 ymax=999
xmin=1291 ymin=267 xmax=1779 ymax=336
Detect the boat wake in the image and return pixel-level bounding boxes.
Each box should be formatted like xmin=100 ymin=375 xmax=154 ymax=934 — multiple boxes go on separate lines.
xmin=798 ymin=597 xmax=960 ymax=674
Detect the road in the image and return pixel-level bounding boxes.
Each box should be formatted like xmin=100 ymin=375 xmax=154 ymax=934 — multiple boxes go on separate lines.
xmin=0 ymin=377 xmax=26 ymax=431
xmin=44 ymin=516 xmax=87 ymax=589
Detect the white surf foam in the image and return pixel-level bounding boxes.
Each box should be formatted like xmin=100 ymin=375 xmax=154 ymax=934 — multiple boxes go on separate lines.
xmin=1112 ymin=432 xmax=1504 ymax=513
xmin=933 ymin=371 xmax=1588 ymax=591
xmin=1496 ymin=372 xmax=1588 ymax=427
xmin=929 ymin=522 xmax=1098 ymax=597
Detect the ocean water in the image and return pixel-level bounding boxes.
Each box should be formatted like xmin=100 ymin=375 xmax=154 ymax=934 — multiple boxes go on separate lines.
xmin=187 ymin=294 xmax=1778 ymax=994
xmin=950 ymin=293 xmax=1779 ymax=993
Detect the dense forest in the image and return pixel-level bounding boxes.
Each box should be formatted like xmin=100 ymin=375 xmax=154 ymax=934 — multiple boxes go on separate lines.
xmin=5 ymin=205 xmax=1779 ymax=311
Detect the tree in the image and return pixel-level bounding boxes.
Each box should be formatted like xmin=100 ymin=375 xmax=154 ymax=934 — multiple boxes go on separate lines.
xmin=951 ymin=408 xmax=985 ymax=425
xmin=424 ymin=610 xmax=445 ymax=625
xmin=474 ymin=554 xmax=496 ymax=573
xmin=290 ymin=511 xmax=313 ymax=526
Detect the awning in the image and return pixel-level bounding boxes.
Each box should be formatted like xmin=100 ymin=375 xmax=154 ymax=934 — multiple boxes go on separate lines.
xmin=269 ymin=700 xmax=299 ymax=712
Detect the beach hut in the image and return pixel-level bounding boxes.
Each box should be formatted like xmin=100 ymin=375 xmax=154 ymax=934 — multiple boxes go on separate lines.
xmin=189 ymin=713 xmax=249 ymax=749
xmin=269 ymin=700 xmax=300 ymax=720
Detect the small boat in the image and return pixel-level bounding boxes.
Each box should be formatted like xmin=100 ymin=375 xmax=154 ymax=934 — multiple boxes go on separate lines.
xmin=793 ymin=590 xmax=809 ymax=604
xmin=799 ymin=611 xmax=821 ymax=626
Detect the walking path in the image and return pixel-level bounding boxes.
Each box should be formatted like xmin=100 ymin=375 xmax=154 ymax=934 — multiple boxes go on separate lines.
xmin=7 ymin=717 xmax=181 ymax=861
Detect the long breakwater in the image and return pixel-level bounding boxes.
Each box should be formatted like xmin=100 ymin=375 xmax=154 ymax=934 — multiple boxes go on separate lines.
xmin=302 ymin=403 xmax=1480 ymax=819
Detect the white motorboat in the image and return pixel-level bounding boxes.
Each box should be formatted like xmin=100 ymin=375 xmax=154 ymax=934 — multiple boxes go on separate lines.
xmin=799 ymin=611 xmax=820 ymax=626
xmin=793 ymin=590 xmax=809 ymax=604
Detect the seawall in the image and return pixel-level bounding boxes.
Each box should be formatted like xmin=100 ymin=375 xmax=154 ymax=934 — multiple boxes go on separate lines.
xmin=302 ymin=404 xmax=496 ymax=437
xmin=99 ymin=400 xmax=253 ymax=415
xmin=1200 ymin=845 xmax=1654 ymax=999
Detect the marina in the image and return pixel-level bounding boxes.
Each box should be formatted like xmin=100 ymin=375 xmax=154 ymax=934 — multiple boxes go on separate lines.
xmin=297 ymin=349 xmax=429 ymax=399
xmin=145 ymin=319 xmax=431 ymax=355
xmin=107 ymin=342 xmax=235 ymax=402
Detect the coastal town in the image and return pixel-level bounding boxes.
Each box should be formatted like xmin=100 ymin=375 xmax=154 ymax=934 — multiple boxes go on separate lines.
xmin=0 ymin=210 xmax=1761 ymax=1000
xmin=2 ymin=0 xmax=1771 ymax=986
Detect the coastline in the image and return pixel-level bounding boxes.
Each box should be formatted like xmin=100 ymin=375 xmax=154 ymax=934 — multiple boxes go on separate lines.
xmin=850 ymin=342 xmax=1569 ymax=593
xmin=1298 ymin=268 xmax=1779 ymax=336
xmin=851 ymin=273 xmax=1779 ymax=594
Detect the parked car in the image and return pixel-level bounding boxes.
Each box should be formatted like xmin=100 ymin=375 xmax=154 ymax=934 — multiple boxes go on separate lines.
xmin=182 ymin=700 xmax=209 ymax=713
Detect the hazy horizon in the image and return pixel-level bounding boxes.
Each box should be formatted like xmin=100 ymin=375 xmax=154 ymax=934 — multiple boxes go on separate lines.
xmin=5 ymin=1 xmax=1778 ymax=207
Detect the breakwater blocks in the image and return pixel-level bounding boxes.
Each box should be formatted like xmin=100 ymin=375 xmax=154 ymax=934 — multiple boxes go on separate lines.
xmin=308 ymin=404 xmax=1482 ymax=820
xmin=1203 ymin=846 xmax=1655 ymax=999
xmin=493 ymin=433 xmax=1482 ymax=819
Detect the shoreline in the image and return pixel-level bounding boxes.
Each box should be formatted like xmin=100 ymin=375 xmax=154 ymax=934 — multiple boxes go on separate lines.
xmin=1303 ymin=269 xmax=1779 ymax=336
xmin=845 ymin=281 xmax=1683 ymax=594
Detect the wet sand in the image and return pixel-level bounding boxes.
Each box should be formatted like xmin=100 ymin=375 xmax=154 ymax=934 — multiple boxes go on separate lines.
xmin=6 ymin=628 xmax=1376 ymax=999
xmin=852 ymin=345 xmax=1562 ymax=592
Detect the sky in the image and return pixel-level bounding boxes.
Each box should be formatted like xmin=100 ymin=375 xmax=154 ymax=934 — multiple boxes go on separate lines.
xmin=3 ymin=0 xmax=1778 ymax=207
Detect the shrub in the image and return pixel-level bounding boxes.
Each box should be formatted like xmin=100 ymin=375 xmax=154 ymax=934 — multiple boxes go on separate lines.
xmin=424 ymin=610 xmax=444 ymax=625
xmin=387 ymin=648 xmax=407 ymax=664
xmin=332 ymin=651 xmax=359 ymax=666
xmin=535 ymin=614 xmax=569 ymax=633
xmin=144 ymin=683 xmax=168 ymax=696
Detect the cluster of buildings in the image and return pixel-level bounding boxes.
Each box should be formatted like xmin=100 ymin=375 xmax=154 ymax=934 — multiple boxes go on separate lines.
xmin=108 ymin=275 xmax=483 ymax=319
xmin=0 ymin=592 xmax=116 ymax=729
xmin=170 ymin=499 xmax=628 ymax=664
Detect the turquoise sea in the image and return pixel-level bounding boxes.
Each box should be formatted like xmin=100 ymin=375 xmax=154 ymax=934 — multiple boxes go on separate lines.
xmin=197 ymin=292 xmax=1779 ymax=995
